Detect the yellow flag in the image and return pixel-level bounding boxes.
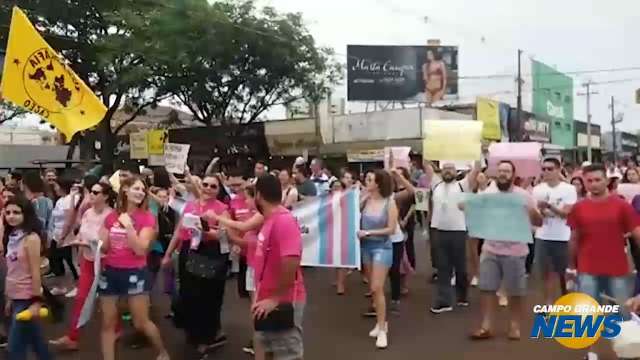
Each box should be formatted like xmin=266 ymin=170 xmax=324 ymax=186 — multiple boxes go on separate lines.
xmin=476 ymin=97 xmax=501 ymax=140
xmin=0 ymin=7 xmax=106 ymax=141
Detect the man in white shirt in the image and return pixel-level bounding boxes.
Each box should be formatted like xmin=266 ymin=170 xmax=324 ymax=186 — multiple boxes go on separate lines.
xmin=429 ymin=161 xmax=480 ymax=314
xmin=310 ymin=158 xmax=330 ymax=195
xmin=532 ymin=157 xmax=577 ymax=307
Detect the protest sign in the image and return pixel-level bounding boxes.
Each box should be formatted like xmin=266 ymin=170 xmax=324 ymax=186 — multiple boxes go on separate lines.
xmin=292 ymin=189 xmax=361 ymax=269
xmin=384 ymin=147 xmax=411 ymax=170
xmin=477 ymin=98 xmax=501 ymax=140
xmin=618 ymin=183 xmax=640 ymax=203
xmin=487 ymin=142 xmax=542 ymax=178
xmin=414 ymin=188 xmax=430 ymax=212
xmin=129 ymin=132 xmax=148 ymax=159
xmin=164 ymin=143 xmax=190 ymax=174
xmin=423 ymin=120 xmax=482 ymax=161
xmin=147 ymin=129 xmax=168 ymax=155
xmin=464 ymin=193 xmax=533 ymax=243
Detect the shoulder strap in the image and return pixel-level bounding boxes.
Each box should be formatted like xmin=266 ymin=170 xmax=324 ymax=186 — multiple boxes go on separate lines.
xmin=458 ymin=182 xmax=464 ymax=192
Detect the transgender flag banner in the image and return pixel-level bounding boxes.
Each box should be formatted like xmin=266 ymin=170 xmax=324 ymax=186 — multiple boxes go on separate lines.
xmin=292 ymin=189 xmax=361 ymax=269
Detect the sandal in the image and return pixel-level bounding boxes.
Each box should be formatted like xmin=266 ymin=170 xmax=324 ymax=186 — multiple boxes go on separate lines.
xmin=508 ymin=329 xmax=521 ymax=341
xmin=470 ymin=328 xmax=494 ymax=340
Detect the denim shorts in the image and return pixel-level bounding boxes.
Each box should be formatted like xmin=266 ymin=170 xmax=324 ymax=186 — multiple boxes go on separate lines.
xmin=255 ymin=303 xmax=304 ymax=360
xmin=578 ymin=273 xmax=633 ymax=319
xmin=361 ymin=240 xmax=393 ymax=268
xmin=98 ymin=266 xmax=152 ymax=297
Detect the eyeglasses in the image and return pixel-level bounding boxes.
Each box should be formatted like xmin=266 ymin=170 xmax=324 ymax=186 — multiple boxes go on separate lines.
xmin=542 ymin=167 xmax=556 ymax=172
xmin=91 ymin=190 xmax=103 ymax=195
xmin=202 ymin=183 xmax=218 ymax=189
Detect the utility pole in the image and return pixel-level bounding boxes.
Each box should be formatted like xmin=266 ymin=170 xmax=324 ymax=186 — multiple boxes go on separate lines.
xmin=610 ymin=96 xmax=624 ymax=164
xmin=577 ymin=81 xmax=598 ymax=162
xmin=516 ymin=49 xmax=523 ymax=125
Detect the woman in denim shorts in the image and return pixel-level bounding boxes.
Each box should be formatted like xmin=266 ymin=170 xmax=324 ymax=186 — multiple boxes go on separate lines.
xmin=98 ymin=176 xmax=169 ymax=360
xmin=358 ymin=170 xmax=399 ymax=349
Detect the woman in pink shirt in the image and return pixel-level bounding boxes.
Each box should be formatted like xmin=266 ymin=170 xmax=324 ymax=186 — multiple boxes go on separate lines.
xmin=3 ymin=196 xmax=52 ymax=360
xmin=162 ymin=174 xmax=230 ymax=356
xmin=98 ymin=176 xmax=169 ymax=360
xmin=50 ymin=181 xmax=115 ymax=351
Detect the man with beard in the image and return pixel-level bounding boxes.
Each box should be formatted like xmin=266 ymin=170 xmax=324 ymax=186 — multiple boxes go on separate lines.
xmin=429 ymin=161 xmax=480 ymax=314
xmin=469 ymin=160 xmax=542 ymax=341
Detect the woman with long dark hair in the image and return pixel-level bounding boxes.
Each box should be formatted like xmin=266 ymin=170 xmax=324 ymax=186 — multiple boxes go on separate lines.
xmin=163 ymin=174 xmax=231 ymax=357
xmin=571 ymin=177 xmax=587 ymax=199
xmin=2 ymin=196 xmax=52 ymax=359
xmin=50 ymin=182 xmax=115 ymax=351
xmin=98 ymin=176 xmax=169 ymax=360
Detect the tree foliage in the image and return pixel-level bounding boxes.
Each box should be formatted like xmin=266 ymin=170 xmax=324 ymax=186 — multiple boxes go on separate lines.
xmin=140 ymin=0 xmax=341 ymax=125
xmin=0 ymin=0 xmax=341 ymax=167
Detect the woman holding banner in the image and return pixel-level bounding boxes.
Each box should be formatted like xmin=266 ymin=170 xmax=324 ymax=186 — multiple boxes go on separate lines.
xmin=358 ymin=170 xmax=399 ymax=349
xmin=50 ymin=182 xmax=115 ymax=351
xmin=335 ymin=170 xmax=357 ymax=295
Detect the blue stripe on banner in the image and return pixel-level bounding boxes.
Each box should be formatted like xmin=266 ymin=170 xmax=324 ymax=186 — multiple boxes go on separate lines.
xmin=347 ymin=190 xmax=357 ymax=266
xmin=317 ymin=194 xmax=329 ymax=265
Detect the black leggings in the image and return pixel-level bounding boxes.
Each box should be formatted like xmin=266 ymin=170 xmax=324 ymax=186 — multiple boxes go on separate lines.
xmin=49 ymin=241 xmax=79 ymax=280
xmin=629 ymin=238 xmax=640 ymax=272
xmin=389 ymin=242 xmax=405 ymax=301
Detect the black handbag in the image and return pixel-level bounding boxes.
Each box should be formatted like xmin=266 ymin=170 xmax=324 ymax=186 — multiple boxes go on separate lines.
xmin=185 ymin=251 xmax=226 ymax=279
xmin=253 ymin=302 xmax=295 ymax=332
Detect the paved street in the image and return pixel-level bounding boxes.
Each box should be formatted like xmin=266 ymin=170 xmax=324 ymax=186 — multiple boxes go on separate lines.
xmin=36 ymin=233 xmax=610 ymax=360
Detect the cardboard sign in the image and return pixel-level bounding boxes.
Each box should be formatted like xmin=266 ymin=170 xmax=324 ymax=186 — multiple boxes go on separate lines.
xmin=129 ymin=132 xmax=148 ymax=159
xmin=423 ymin=120 xmax=482 ymax=161
xmin=384 ymin=147 xmax=411 ymax=170
xmin=147 ymin=129 xmax=168 ymax=155
xmin=487 ymin=142 xmax=541 ymax=178
xmin=464 ymin=193 xmax=533 ymax=243
xmin=163 ymin=143 xmax=190 ymax=174
xmin=414 ymin=188 xmax=430 ymax=212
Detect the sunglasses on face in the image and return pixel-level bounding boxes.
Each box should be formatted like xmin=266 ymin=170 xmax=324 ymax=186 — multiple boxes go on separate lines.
xmin=202 ymin=182 xmax=218 ymax=189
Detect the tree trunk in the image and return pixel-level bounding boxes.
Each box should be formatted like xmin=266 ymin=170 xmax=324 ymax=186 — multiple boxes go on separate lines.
xmin=98 ymin=118 xmax=115 ymax=174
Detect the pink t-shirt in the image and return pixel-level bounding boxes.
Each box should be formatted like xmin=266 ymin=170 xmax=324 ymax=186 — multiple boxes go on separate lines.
xmin=78 ymin=207 xmax=112 ymax=261
xmin=254 ymin=207 xmax=306 ymax=303
xmin=482 ymin=184 xmax=535 ymax=257
xmin=178 ymin=199 xmax=228 ymax=242
xmin=229 ymin=194 xmax=258 ymax=259
xmin=103 ymin=209 xmax=156 ymax=269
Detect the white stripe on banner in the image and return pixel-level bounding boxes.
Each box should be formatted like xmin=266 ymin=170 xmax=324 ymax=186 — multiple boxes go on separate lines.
xmin=77 ymin=240 xmax=102 ymax=329
xmin=292 ymin=189 xmax=361 ymax=269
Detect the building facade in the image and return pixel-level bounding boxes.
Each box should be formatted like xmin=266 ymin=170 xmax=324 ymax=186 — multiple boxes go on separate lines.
xmin=574 ymin=120 xmax=601 ymax=163
xmin=532 ymin=60 xmax=575 ymax=149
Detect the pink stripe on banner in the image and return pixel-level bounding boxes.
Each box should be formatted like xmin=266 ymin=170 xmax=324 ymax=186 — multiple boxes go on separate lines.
xmin=340 ymin=192 xmax=349 ymax=266
xmin=325 ymin=194 xmax=334 ymax=265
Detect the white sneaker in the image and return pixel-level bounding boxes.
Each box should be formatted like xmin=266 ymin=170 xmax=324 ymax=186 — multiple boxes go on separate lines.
xmin=50 ymin=287 xmax=67 ymax=296
xmin=470 ymin=277 xmax=478 ymax=287
xmin=498 ymin=294 xmax=509 ymax=307
xmin=585 ymin=351 xmax=598 ymax=360
xmin=376 ymin=330 xmax=388 ymax=349
xmin=65 ymin=287 xmax=78 ymax=298
xmin=369 ymin=322 xmax=387 ymax=338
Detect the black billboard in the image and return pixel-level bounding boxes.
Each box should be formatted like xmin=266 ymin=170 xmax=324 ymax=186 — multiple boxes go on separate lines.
xmin=347 ymin=45 xmax=458 ymax=102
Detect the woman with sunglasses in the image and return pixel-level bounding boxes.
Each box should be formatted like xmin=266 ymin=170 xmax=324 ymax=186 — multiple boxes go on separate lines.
xmin=163 ymin=174 xmax=231 ymax=357
xmin=50 ymin=182 xmax=115 ymax=351
xmin=98 ymin=176 xmax=169 ymax=360
xmin=2 ymin=196 xmax=52 ymax=360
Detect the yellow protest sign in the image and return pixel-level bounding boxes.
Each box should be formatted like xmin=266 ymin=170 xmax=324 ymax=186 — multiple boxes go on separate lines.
xmin=147 ymin=129 xmax=168 ymax=155
xmin=476 ymin=98 xmax=501 ymax=140
xmin=129 ymin=132 xmax=149 ymax=159
xmin=0 ymin=7 xmax=106 ymax=141
xmin=423 ymin=120 xmax=482 ymax=161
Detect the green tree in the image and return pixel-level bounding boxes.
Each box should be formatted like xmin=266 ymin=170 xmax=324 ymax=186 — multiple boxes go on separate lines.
xmin=145 ymin=0 xmax=341 ymax=125
xmin=0 ymin=0 xmax=169 ymax=170
xmin=0 ymin=98 xmax=28 ymax=125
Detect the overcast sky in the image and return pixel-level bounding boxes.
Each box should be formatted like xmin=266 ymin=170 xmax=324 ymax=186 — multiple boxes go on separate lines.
xmin=262 ymin=0 xmax=640 ymax=132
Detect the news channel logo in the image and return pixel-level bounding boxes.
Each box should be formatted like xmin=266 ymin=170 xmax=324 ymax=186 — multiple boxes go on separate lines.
xmin=530 ymin=293 xmax=623 ymax=349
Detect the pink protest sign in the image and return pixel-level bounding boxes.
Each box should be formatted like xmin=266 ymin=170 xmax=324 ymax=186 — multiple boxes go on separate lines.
xmin=487 ymin=142 xmax=542 ymax=179
xmin=384 ymin=147 xmax=411 ymax=170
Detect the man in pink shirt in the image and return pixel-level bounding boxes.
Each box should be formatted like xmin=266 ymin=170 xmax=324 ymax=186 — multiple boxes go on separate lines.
xmin=467 ymin=161 xmax=542 ymax=341
xmin=252 ymin=175 xmax=306 ymax=360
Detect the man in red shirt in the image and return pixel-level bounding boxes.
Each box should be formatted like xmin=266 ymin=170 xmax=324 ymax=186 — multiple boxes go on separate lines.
xmin=567 ymin=163 xmax=640 ymax=360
